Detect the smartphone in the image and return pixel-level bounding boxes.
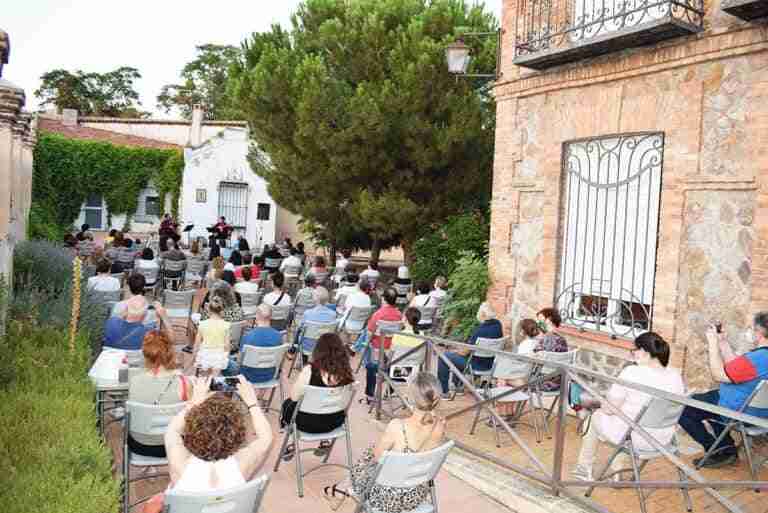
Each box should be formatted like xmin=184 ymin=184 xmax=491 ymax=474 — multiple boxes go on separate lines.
xmin=210 ymin=377 xmax=239 ymax=393
xmin=715 ymin=322 xmax=723 ymax=334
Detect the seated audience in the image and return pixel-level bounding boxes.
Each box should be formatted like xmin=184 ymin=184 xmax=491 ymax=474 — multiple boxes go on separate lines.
xmin=163 ymin=377 xmax=272 ymax=494
xmin=430 ymin=276 xmax=448 ymax=301
xmin=188 ymin=239 xmax=202 ymax=260
xmin=234 ymin=266 xmax=260 ymax=295
xmin=103 ymin=298 xmax=171 ymax=351
xmin=234 ymin=253 xmax=253 ymax=280
xmin=76 ymin=223 xmax=89 ymax=241
xmin=495 ymin=318 xmax=541 ymax=418
xmin=205 ymin=256 xmax=225 ymax=287
xmin=437 ymin=302 xmax=503 ymax=397
xmin=128 ymin=331 xmax=192 ymax=458
xmin=360 ymin=261 xmax=380 ymax=285
xmin=112 ymin=274 xmax=157 ymax=327
xmin=208 ymin=241 xmax=221 ymax=261
xmin=262 ymin=245 xmax=283 ymax=272
xmin=295 ymin=241 xmax=306 ymax=265
xmin=408 ymin=282 xmax=437 ymax=329
xmin=280 ymin=248 xmax=304 ymax=278
xmin=339 ymin=279 xmax=373 ymax=326
xmin=363 ymin=288 xmax=404 ymax=401
xmin=297 ymin=287 xmax=336 ymax=358
xmin=293 ymin=274 xmax=317 ymax=311
xmin=534 ymin=307 xmax=569 ymax=391
xmin=679 ymin=313 xmax=768 ymax=468
xmin=162 ymin=241 xmax=187 ymax=281
xmin=263 ymin=272 xmax=292 ymax=307
xmin=335 ymin=273 xmax=360 ymax=307
xmin=365 ymin=307 xmax=421 ymax=402
xmin=105 ymin=228 xmax=117 ymax=247
xmin=136 ymin=247 xmax=160 ymax=285
xmin=200 ymin=281 xmax=244 ymax=322
xmin=237 ymin=236 xmax=250 ymax=252
xmin=573 ymin=332 xmax=685 ymax=481
xmin=347 ymin=373 xmax=446 ymax=512
xmin=78 ymin=231 xmax=96 ymax=259
xmin=238 ymin=304 xmax=284 ymax=384
xmin=88 ymin=258 xmax=121 ymax=292
xmin=280 ymin=333 xmax=354 ymax=457
xmin=192 ymin=296 xmax=231 ymax=376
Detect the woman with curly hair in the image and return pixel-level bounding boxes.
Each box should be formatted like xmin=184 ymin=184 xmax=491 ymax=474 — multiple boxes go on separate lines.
xmin=163 ymin=376 xmax=272 ymax=493
xmin=280 ymin=333 xmax=354 ymax=458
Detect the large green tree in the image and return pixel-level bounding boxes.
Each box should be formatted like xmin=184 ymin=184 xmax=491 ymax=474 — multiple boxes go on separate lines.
xmin=157 ymin=44 xmax=242 ymax=120
xmin=231 ymin=0 xmax=497 ymax=263
xmin=35 ymin=67 xmax=146 ymax=118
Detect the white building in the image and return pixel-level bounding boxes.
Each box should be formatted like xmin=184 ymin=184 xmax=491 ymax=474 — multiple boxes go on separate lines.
xmin=39 ymin=107 xmax=303 ymax=249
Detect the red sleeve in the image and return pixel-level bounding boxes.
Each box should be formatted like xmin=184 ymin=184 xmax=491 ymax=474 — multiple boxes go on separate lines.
xmin=367 ymin=310 xmax=380 ymax=333
xmin=724 ymin=355 xmax=758 ymax=384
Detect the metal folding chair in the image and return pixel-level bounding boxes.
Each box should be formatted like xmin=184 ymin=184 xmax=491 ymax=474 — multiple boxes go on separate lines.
xmin=585 ymin=397 xmax=692 ymax=513
xmin=134 ymin=266 xmax=160 ymax=297
xmin=184 ymin=258 xmax=207 ymax=289
xmin=240 ymin=344 xmax=291 ymax=413
xmin=340 ymin=306 xmax=373 ymax=340
xmin=162 ymin=289 xmax=195 ymax=337
xmin=273 ymin=384 xmax=357 ymax=497
xmin=290 ymin=320 xmax=338 ymax=376
xmin=240 ymin=293 xmax=260 ymax=324
xmin=163 ymin=474 xmax=271 ymax=513
xmin=229 ymin=320 xmax=247 ymax=353
xmin=356 ymin=319 xmax=403 ymax=374
xmin=122 ymin=401 xmax=186 ymax=513
xmin=530 ymin=348 xmax=579 ymax=436
xmin=463 ymin=336 xmax=509 ymax=395
xmin=162 ymin=259 xmax=187 ymax=291
xmin=270 ymin=304 xmax=292 ymax=334
xmin=353 ymin=441 xmax=455 ymax=513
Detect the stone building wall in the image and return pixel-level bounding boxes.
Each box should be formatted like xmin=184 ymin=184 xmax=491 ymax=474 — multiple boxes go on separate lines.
xmin=490 ymin=2 xmax=768 ymax=390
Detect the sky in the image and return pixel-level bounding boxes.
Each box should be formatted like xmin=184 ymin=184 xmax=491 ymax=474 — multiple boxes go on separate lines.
xmin=4 ymin=0 xmax=502 ymax=118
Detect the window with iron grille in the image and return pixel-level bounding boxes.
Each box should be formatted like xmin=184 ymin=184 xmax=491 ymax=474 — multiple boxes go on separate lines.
xmin=217 ymin=182 xmax=249 ymax=229
xmin=144 ymin=196 xmax=161 ymax=217
xmin=556 ymin=132 xmax=664 ymax=339
xmin=257 ymin=203 xmax=270 ymax=221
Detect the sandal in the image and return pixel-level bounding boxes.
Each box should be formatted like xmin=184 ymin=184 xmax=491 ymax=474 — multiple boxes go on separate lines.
xmin=314 ymin=440 xmax=332 ymax=456
xmin=282 ymin=443 xmax=296 ymax=461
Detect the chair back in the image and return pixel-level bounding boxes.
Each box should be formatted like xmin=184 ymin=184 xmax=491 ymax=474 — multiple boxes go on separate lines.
xmin=313 ymin=271 xmax=329 ymax=285
xmin=164 ymin=259 xmax=187 ymax=272
xmin=390 ymin=344 xmax=427 ymax=369
xmin=347 ymin=306 xmax=372 ymax=324
xmin=125 ymin=401 xmax=186 ymax=439
xmin=492 ymin=354 xmax=532 ymax=381
xmin=747 ymin=380 xmax=768 ymax=410
xmin=432 ymin=295 xmax=447 ymax=319
xmin=374 ymin=440 xmax=455 ymax=488
xmin=240 ymin=293 xmax=260 ymax=315
xmin=271 ymin=304 xmax=290 ymax=321
xmin=117 ymin=248 xmax=136 ymax=264
xmin=230 ymin=321 xmax=247 ymax=349
xmin=265 ymin=257 xmax=282 ymax=269
xmin=376 ymin=320 xmax=404 ymax=337
xmin=638 ymin=397 xmax=685 ymax=429
xmin=298 ymin=384 xmax=355 ymax=416
xmin=416 ymin=306 xmax=437 ymax=324
xmin=538 ymin=348 xmax=579 ymax=376
xmin=111 ymin=273 xmax=126 ymax=288
xmin=185 ymin=258 xmax=206 ymax=276
xmin=303 ymin=320 xmax=338 ymax=340
xmin=135 ymin=265 xmax=159 ymax=286
xmin=241 ymin=344 xmax=290 ymax=379
xmin=163 ymin=474 xmax=270 ymax=513
xmin=284 ymin=265 xmax=302 ymax=277
xmin=163 ymin=289 xmax=195 ymax=313
xmin=472 ymin=337 xmax=507 ymax=358
xmin=90 ymin=289 xmax=122 ymax=304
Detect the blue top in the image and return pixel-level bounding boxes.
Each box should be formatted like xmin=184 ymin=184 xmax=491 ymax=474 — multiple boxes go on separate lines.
xmin=300 ymin=305 xmax=337 ymax=353
xmin=468 ymin=319 xmax=504 ymax=371
xmin=103 ymin=317 xmax=148 ymax=351
xmin=720 ymin=347 xmax=768 ymax=417
xmin=240 ymin=327 xmax=283 ymax=383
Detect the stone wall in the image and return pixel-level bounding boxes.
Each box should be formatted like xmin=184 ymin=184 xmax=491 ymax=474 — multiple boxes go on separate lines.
xmin=490 ymin=4 xmax=768 ymax=390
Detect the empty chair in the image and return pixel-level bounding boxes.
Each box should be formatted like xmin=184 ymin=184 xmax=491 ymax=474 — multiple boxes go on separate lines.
xmin=240 ymin=344 xmax=291 ymax=412
xmin=585 ymin=398 xmax=691 ymax=513
xmin=162 ymin=289 xmax=195 ymax=337
xmin=163 ymin=474 xmax=271 ymax=513
xmin=122 ymin=401 xmax=186 ymax=513
xmin=354 ymin=440 xmax=455 ymax=513
xmin=184 ymin=258 xmax=207 ymax=288
xmin=274 ymin=384 xmax=357 ymax=497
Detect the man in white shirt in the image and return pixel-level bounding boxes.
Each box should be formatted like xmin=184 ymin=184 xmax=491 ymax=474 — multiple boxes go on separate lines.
xmin=279 ymin=248 xmax=304 ymax=278
xmin=88 ymin=259 xmax=121 ymax=292
xmin=262 ymin=271 xmax=293 ymax=307
xmin=359 ymin=262 xmax=380 ymax=286
xmin=335 ymin=273 xmax=361 ymax=311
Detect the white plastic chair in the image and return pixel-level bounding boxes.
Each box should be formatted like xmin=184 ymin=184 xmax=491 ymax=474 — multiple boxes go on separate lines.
xmin=162 ymin=289 xmax=195 ymax=337
xmin=240 ymin=344 xmax=291 ymax=412
xmin=585 ymin=397 xmax=691 ymax=513
xmin=122 ymin=401 xmax=186 ymax=513
xmin=135 ymin=266 xmax=160 ymax=296
xmin=273 ymin=384 xmax=357 ymax=497
xmin=163 ymin=474 xmax=271 ymax=513
xmin=354 ymin=440 xmax=455 ymax=513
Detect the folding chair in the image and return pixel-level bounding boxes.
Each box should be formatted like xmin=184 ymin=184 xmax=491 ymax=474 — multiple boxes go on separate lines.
xmin=530 ymin=348 xmax=579 ymax=435
xmin=291 ymin=320 xmax=338 ymax=376
xmin=184 ymin=258 xmax=207 ymax=289
xmin=290 ymin=292 xmax=316 ymax=329
xmin=393 ymin=282 xmax=412 ymax=309
xmin=313 ymin=271 xmax=330 ymax=288
xmin=283 ymin=264 xmax=303 ymax=280
xmin=416 ymin=305 xmax=437 ymax=332
xmin=470 ymin=353 xmax=544 ymax=445
xmin=163 ymin=474 xmax=271 ymax=513
xmin=695 ymin=379 xmax=768 ymax=482
xmin=240 ymin=344 xmax=291 ymax=412
xmin=384 ymin=342 xmax=427 ymax=413
xmin=340 ymin=306 xmax=373 ymax=341
xmin=162 ymin=289 xmax=195 ymax=337
xmin=162 ymin=260 xmax=187 ymax=291
xmin=134 ymin=266 xmax=160 ymax=297
xmin=111 ymin=273 xmax=127 ymax=290
xmin=273 ymin=384 xmax=357 ymax=497
xmin=264 ymin=257 xmax=282 ymax=271
xmin=354 ymin=440 xmax=455 ymax=513
xmin=270 ymin=304 xmax=292 ymax=334
xmin=240 ymin=293 xmax=260 ymax=324
xmin=90 ymin=289 xmax=123 ymax=317
xmin=230 ymin=320 xmax=247 ymax=353
xmin=357 ymin=320 xmax=404 ymax=374
xmin=122 ymin=401 xmax=186 ymax=513
xmin=585 ymin=397 xmax=692 ymax=513
xmin=464 ymin=337 xmax=508 ymax=395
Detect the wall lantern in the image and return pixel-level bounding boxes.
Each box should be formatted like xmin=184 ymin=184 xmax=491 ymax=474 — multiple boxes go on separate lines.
xmin=445 ymin=29 xmax=503 ymax=80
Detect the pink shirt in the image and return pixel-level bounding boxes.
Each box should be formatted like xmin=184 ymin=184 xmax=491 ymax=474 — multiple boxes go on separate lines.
xmin=367 ymin=304 xmax=402 ymax=350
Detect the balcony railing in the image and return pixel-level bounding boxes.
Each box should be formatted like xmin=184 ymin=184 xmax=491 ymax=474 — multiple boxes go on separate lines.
xmin=513 ymin=0 xmax=704 ymax=70
xmin=721 ymin=0 xmax=768 ymax=20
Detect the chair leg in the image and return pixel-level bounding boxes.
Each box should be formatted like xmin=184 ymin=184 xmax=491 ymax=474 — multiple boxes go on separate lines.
xmin=628 ymin=445 xmax=647 ymax=513
xmin=294 ymin=429 xmax=305 ymax=497
xmin=739 ymin=425 xmax=760 ymax=492
xmin=469 ymin=401 xmax=482 ymax=435
xmin=344 ymin=423 xmax=354 ymax=473
xmin=123 ymin=449 xmax=130 ymax=513
xmin=677 ymin=466 xmax=693 ymax=512
xmin=273 ymin=430 xmax=291 ymax=472
xmin=322 ymin=438 xmax=337 ymax=464
xmin=585 ymin=445 xmax=622 ymax=497
xmin=492 ymin=408 xmax=501 ymax=448
xmin=695 ymin=422 xmax=736 ymax=469
xmin=263 ymin=387 xmax=277 ymax=413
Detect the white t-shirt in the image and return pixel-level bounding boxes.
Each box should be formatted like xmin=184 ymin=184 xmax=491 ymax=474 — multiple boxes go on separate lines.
xmin=344 ymin=291 xmax=372 ymax=309
xmin=360 ymin=268 xmax=380 ymax=282
xmin=280 ymin=255 xmax=304 ymax=274
xmin=517 ymin=337 xmax=538 ymax=355
xmin=410 ymin=294 xmax=436 ymax=309
xmin=263 ymin=289 xmax=292 ymax=307
xmin=336 ymin=257 xmax=350 ymax=272
xmin=234 ymin=281 xmax=260 ymax=295
xmin=335 ymin=285 xmax=358 ymax=305
xmin=594 ymin=365 xmax=685 ymax=450
xmin=88 ymin=275 xmax=121 ymax=293
xmin=136 ymin=259 xmax=159 ymax=271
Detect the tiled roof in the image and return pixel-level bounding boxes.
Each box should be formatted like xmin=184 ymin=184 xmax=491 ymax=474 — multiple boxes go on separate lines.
xmin=38 ymin=117 xmax=181 ymax=150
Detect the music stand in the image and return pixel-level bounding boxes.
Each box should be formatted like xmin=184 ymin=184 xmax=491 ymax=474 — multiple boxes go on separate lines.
xmin=183 ymin=224 xmax=194 ymax=247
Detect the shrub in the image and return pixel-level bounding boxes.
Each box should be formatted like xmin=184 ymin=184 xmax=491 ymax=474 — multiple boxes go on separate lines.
xmin=443 ymin=251 xmax=490 ymax=340
xmin=410 ymin=210 xmax=489 ymax=283
xmin=0 ymin=323 xmax=120 ymax=513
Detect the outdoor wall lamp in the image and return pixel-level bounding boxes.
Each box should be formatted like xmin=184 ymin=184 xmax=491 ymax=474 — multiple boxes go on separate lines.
xmin=445 ymin=29 xmax=503 ymax=80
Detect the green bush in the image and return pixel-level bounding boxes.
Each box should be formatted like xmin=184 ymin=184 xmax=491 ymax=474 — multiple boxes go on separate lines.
xmin=0 ymin=323 xmax=120 ymax=513
xmin=410 ymin=211 xmax=489 ymax=284
xmin=443 ymin=251 xmax=490 ymax=340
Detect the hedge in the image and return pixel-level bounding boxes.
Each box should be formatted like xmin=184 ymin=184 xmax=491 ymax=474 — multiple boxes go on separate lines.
xmin=0 ymin=322 xmax=119 ymax=513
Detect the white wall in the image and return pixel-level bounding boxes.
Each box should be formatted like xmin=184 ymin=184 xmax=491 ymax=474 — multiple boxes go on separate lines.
xmin=181 ymin=128 xmax=277 ymax=249
xmin=80 ymin=119 xmax=246 ymax=146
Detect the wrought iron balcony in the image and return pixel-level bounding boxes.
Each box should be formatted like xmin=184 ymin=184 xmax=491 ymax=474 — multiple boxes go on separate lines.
xmin=513 ymin=0 xmax=704 ymax=70
xmin=721 ymin=0 xmax=768 ymax=20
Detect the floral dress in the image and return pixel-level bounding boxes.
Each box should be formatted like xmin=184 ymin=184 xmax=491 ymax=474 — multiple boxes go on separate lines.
xmin=534 ymin=331 xmax=569 ymax=391
xmin=350 ymin=420 xmax=432 ymax=512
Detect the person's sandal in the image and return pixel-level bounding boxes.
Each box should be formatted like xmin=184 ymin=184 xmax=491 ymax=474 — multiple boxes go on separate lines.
xmin=282 ymin=443 xmax=296 ymax=461
xmin=314 ymin=440 xmax=332 ymax=456
xmin=181 ymin=345 xmax=194 ymax=354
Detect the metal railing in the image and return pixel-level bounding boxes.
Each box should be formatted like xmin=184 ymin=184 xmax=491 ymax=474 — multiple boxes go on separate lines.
xmin=370 ymin=332 xmax=768 ymax=513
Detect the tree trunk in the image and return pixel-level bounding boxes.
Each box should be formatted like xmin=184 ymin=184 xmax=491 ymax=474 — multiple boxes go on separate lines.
xmin=401 ymin=238 xmax=415 ymax=267
xmin=370 ymin=238 xmax=382 ymax=266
